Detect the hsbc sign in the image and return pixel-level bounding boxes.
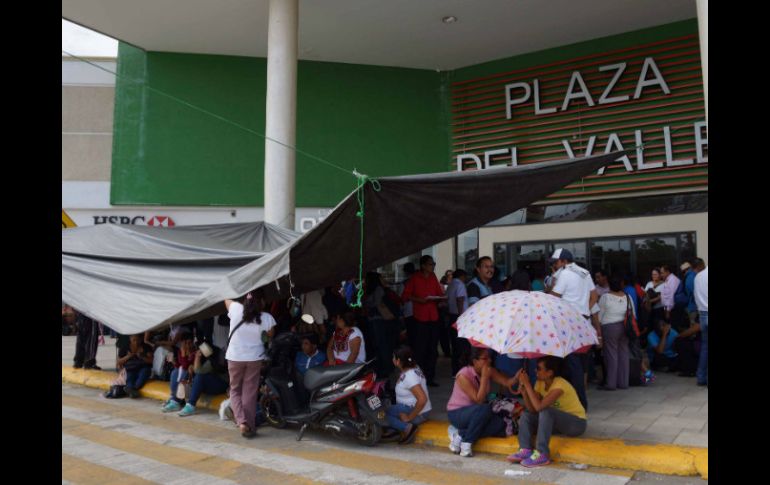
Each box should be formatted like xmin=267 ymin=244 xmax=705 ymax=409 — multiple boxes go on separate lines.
xmin=92 ymin=215 xmax=176 ymax=227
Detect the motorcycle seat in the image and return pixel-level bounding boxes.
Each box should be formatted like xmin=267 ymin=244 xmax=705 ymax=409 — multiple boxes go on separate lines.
xmin=304 ymin=363 xmax=364 ymax=391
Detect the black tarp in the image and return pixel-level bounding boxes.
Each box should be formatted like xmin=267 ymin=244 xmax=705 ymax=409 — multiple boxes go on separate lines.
xmin=62 ymin=152 xmax=620 ymax=334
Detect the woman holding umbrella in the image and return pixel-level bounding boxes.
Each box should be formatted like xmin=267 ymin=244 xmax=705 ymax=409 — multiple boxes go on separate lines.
xmin=507 ymin=356 xmax=587 ymax=467
xmin=447 ymin=347 xmax=519 ymax=457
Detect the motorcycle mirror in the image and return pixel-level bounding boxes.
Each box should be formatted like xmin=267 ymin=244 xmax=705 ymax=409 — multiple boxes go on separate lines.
xmin=301 ymin=314 xmax=315 ymax=324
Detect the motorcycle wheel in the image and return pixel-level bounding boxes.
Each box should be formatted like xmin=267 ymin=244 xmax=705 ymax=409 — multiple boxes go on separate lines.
xmin=260 ymin=394 xmax=287 ymax=429
xmin=355 ymin=414 xmax=382 ymax=447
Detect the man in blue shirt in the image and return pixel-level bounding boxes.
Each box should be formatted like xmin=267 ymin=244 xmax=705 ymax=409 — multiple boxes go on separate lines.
xmin=647 ymin=320 xmax=679 ymax=371
xmin=296 ymin=334 xmax=326 ymax=375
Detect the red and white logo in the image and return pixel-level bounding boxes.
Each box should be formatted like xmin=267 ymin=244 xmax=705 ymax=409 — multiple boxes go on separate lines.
xmin=147 ymin=216 xmax=176 ymax=227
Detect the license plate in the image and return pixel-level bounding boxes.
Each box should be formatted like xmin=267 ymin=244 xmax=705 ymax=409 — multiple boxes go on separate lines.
xmin=367 ymin=395 xmax=382 ymax=410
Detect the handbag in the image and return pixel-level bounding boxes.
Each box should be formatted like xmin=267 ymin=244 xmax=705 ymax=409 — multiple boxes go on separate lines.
xmin=624 ymin=295 xmax=641 ymax=338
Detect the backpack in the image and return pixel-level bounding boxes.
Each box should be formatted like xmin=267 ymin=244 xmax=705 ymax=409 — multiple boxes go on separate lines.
xmin=674 ymin=279 xmax=689 ymax=308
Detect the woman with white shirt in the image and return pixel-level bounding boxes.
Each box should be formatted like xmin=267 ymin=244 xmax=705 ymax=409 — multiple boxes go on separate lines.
xmin=224 ymin=290 xmax=276 ymax=438
xmin=386 ymin=345 xmax=432 ymax=444
xmin=643 ymin=268 xmax=665 ymax=332
xmin=598 ymin=275 xmax=635 ymax=390
xmin=327 ymin=312 xmax=366 ymax=365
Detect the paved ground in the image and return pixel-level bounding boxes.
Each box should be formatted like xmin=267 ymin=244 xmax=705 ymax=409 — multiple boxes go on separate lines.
xmin=62 ymin=382 xmax=706 ymax=484
xmin=63 ymin=336 xmax=708 ymax=448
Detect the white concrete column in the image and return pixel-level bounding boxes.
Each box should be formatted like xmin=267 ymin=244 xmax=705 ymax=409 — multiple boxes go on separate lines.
xmin=264 ymin=0 xmax=298 ymax=229
xmin=696 ymin=0 xmax=708 ymax=120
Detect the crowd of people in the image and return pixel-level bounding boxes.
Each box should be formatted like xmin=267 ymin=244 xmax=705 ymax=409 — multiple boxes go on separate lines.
xmin=63 ymin=249 xmax=707 ymax=468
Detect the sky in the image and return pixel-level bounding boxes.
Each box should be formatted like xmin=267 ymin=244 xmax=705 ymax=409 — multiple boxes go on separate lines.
xmin=62 ymin=19 xmax=119 ymax=57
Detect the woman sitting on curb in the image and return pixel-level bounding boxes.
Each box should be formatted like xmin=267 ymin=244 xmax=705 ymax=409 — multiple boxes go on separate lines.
xmin=507 ymin=356 xmax=587 ymax=468
xmin=447 ymin=347 xmax=518 ymax=457
xmin=117 ymin=334 xmax=154 ymax=398
xmin=161 ymin=334 xmax=197 ymax=413
xmin=386 ymin=345 xmax=432 ymax=444
xmin=172 ymin=344 xmax=230 ymax=417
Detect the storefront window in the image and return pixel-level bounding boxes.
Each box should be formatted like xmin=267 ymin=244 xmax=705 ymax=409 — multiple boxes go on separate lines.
xmin=590 ymin=239 xmax=632 ymax=278
xmin=635 ymin=236 xmax=677 ymax=285
xmin=486 ymin=193 xmax=707 ymax=227
xmin=494 ymin=232 xmax=695 ymax=287
xmin=456 ymin=229 xmax=479 ymax=275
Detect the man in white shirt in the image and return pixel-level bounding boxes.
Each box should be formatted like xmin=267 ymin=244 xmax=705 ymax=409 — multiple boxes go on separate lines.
xmin=548 ymin=248 xmax=598 ymax=410
xmin=694 ymin=265 xmax=708 ymax=386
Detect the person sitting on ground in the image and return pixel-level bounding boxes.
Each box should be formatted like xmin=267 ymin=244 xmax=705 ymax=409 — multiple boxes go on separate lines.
xmin=117 ymin=334 xmax=154 ymax=398
xmin=447 ymin=347 xmax=519 ymax=458
xmin=326 ymin=312 xmax=366 ymax=366
xmin=386 ymin=345 xmax=432 ymax=444
xmin=507 ymin=356 xmax=587 ymax=468
xmin=161 ymin=334 xmax=197 ymax=412
xmin=145 ymin=328 xmax=174 ymax=380
xmin=647 ymin=319 xmax=679 ymax=372
xmin=295 ymin=334 xmax=326 ymax=375
xmin=173 ymin=342 xmax=230 ymax=417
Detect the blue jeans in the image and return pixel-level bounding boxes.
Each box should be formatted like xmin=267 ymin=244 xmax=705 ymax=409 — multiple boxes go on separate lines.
xmin=386 ymin=403 xmax=429 ymax=432
xmin=169 ymin=368 xmax=189 ymax=403
xmin=126 ymin=367 xmax=151 ymax=390
xmin=447 ymin=403 xmax=506 ymax=444
xmin=495 ymin=355 xmax=536 ymax=394
xmin=696 ymin=311 xmax=708 ymax=385
xmin=518 ymin=408 xmax=586 ymax=456
xmin=188 ymin=373 xmax=229 ymax=406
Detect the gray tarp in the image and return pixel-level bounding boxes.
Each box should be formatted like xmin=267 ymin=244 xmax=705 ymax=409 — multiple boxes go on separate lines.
xmin=62 ymin=152 xmax=621 ymax=335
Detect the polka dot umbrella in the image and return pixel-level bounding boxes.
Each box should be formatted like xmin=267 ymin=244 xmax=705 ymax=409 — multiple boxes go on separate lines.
xmin=456 ymin=290 xmax=598 ymax=358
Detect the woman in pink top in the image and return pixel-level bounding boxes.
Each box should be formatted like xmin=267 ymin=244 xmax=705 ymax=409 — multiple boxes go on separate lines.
xmin=446 ymin=347 xmax=519 ymax=457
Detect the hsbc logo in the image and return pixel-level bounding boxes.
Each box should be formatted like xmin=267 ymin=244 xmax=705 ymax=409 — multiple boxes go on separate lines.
xmin=147 ymin=216 xmax=175 ymax=227
xmin=93 ymin=215 xmax=176 ymax=227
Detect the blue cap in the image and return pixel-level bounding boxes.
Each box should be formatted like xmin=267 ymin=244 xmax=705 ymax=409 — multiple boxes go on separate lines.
xmin=550 ymin=248 xmax=574 ymax=262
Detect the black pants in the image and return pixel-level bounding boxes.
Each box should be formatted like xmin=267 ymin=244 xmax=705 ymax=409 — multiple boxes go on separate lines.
xmin=563 ymin=353 xmax=588 ymax=411
xmin=438 ymin=309 xmax=452 ymax=357
xmin=405 ymin=316 xmax=418 ymax=349
xmin=413 ymin=321 xmax=440 ymax=383
xmin=74 ymin=316 xmax=98 ymax=368
xmin=674 ymin=337 xmax=700 ymax=374
xmin=448 ymin=313 xmax=471 ymax=375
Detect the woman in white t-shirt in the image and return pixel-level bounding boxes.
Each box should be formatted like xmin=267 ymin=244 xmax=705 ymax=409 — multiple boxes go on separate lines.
xmin=224 ymin=290 xmax=276 ymax=439
xmin=326 ymin=312 xmax=366 ymax=365
xmin=598 ymin=275 xmax=635 ymax=390
xmin=386 ymin=345 xmax=432 ymax=444
xmin=643 ymin=268 xmax=665 ymax=330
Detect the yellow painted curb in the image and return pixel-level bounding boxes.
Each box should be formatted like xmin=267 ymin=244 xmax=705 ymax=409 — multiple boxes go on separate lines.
xmin=62 ymin=367 xmax=707 ymax=479
xmin=415 ymin=420 xmax=708 ymax=479
xmin=61 ymin=366 xmax=226 ymax=412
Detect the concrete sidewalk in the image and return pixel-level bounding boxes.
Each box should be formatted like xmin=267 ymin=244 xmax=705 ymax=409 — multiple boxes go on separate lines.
xmin=62 ymin=336 xmax=708 ymax=478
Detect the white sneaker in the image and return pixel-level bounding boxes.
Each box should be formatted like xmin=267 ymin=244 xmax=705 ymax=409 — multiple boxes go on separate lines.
xmin=460 ymin=442 xmax=473 ymax=457
xmin=448 ymin=426 xmax=461 ymax=453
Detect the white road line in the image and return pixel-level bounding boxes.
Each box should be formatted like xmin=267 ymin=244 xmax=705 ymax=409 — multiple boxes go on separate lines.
xmin=62 ymin=406 xmax=423 ymax=485
xmin=62 ymin=433 xmax=236 ymax=485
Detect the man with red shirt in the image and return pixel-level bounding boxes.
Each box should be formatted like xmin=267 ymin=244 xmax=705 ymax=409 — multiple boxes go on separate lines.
xmin=402 ymin=255 xmax=445 ymax=387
